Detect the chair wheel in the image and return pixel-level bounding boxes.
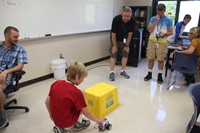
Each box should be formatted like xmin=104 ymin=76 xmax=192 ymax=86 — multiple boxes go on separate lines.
xmin=25 ymin=107 xmax=29 ymax=112
xmin=13 ymin=99 xmax=17 ymax=104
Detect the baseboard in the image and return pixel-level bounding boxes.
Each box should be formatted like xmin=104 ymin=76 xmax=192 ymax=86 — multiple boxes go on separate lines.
xmin=19 ymin=56 xmax=110 ymax=88
xmin=84 ymin=56 xmax=109 ymax=66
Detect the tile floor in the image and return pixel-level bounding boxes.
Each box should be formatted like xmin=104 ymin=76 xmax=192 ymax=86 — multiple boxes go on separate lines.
xmin=0 ymin=59 xmax=194 ymax=133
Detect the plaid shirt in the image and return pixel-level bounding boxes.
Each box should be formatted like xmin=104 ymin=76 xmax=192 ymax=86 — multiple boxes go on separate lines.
xmin=0 ymin=42 xmax=28 ymax=83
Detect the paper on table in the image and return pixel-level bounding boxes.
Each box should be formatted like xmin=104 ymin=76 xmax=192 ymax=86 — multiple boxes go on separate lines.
xmin=167 ymin=45 xmax=182 ymax=50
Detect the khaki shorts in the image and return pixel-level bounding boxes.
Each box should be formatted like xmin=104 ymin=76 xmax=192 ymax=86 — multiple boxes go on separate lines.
xmin=109 ymin=40 xmax=128 ymax=58
xmin=147 ymin=40 xmax=167 ymax=61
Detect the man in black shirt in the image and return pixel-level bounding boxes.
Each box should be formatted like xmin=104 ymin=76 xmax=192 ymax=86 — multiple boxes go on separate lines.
xmin=109 ymin=6 xmax=135 ymax=81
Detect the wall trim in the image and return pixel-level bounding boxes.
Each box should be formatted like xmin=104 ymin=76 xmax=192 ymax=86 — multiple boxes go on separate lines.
xmin=19 ymin=56 xmax=110 ymax=88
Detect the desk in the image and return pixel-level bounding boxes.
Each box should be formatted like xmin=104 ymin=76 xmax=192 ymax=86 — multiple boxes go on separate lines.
xmin=165 ymin=45 xmax=182 ymax=77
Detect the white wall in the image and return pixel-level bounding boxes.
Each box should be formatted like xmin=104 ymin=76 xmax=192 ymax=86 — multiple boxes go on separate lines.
xmin=20 ymin=0 xmax=126 ymax=83
xmin=125 ymin=0 xmax=152 ymax=6
xmin=113 ymin=0 xmax=126 ymax=16
xmin=21 ymin=32 xmax=109 ymax=82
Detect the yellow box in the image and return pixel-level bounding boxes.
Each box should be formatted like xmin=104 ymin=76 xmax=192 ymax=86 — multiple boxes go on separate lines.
xmin=85 ymin=82 xmax=119 ymax=118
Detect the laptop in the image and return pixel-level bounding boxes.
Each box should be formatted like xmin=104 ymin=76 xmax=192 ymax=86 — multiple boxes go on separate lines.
xmin=182 ymin=38 xmax=191 ymax=46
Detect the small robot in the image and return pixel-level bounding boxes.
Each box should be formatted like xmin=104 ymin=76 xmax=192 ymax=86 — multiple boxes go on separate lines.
xmin=96 ymin=118 xmax=112 ymax=132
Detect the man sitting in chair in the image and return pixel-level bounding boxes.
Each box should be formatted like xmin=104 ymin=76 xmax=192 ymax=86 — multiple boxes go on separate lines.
xmin=0 ymin=26 xmax=28 ymax=128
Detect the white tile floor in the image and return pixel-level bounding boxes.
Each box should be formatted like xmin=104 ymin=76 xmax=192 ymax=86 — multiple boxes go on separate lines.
xmin=0 ymin=59 xmax=194 ymax=133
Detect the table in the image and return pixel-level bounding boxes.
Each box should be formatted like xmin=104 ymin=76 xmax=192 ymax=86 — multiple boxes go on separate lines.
xmin=165 ymin=45 xmax=182 ymax=77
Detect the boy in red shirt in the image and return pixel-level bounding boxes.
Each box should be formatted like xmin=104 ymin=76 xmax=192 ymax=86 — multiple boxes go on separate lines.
xmin=45 ymin=61 xmax=105 ymax=132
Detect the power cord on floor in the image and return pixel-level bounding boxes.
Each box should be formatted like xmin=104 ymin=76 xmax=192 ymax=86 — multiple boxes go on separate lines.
xmin=87 ymin=64 xmax=122 ymax=71
xmin=87 ymin=64 xmax=109 ymax=71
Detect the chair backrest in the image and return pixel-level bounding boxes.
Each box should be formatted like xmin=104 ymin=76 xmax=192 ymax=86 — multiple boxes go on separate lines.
xmin=4 ymin=71 xmax=26 ymax=95
xmin=186 ymin=83 xmax=200 ymax=133
xmin=188 ymin=83 xmax=200 ymax=113
xmin=172 ymin=53 xmax=198 ymax=74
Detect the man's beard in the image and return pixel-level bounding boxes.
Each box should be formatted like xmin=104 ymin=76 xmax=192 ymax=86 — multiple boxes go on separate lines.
xmin=8 ymin=40 xmax=16 ymax=46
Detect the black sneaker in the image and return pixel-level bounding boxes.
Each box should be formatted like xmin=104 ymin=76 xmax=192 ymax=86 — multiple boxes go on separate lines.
xmin=186 ymin=76 xmax=195 ymax=85
xmin=53 ymin=126 xmax=71 ymax=133
xmin=73 ymin=118 xmax=90 ymax=131
xmin=168 ymin=63 xmax=172 ymax=69
xmin=157 ymin=73 xmax=163 ymax=84
xmin=0 ymin=110 xmax=8 ymax=129
xmin=144 ymin=72 xmax=152 ymax=81
xmin=120 ymin=71 xmax=130 ymax=79
xmin=109 ymin=72 xmax=115 ymax=81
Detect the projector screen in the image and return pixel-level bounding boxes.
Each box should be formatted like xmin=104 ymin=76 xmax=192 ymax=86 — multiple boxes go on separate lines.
xmin=0 ymin=0 xmax=113 ymax=40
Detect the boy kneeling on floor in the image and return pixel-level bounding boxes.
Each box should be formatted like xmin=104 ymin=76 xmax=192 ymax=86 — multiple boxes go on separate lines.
xmin=45 ymin=61 xmax=105 ymax=132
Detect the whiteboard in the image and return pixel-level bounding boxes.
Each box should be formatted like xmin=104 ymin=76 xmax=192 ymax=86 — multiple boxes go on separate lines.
xmin=0 ymin=0 xmax=113 ymax=40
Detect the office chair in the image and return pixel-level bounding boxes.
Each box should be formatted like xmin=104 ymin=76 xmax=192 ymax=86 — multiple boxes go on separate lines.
xmin=167 ymin=53 xmax=199 ymax=90
xmin=186 ymin=83 xmax=200 ymax=133
xmin=3 ymin=71 xmax=29 ymax=126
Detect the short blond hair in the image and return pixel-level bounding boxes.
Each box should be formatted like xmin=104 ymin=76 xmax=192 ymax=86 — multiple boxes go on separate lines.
xmin=67 ymin=61 xmax=88 ymax=80
xmin=190 ymin=27 xmax=200 ymax=38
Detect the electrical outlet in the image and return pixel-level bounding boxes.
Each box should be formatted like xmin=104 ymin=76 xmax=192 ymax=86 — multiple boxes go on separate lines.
xmin=59 ymin=54 xmax=63 ymax=59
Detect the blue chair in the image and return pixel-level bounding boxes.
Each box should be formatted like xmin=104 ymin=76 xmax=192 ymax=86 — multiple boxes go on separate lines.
xmin=3 ymin=71 xmax=29 ymax=126
xmin=167 ymin=53 xmax=199 ymax=90
xmin=187 ymin=83 xmax=200 ymax=133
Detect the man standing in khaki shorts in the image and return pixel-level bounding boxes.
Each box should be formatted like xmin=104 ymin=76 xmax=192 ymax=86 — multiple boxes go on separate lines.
xmin=144 ymin=4 xmax=172 ymax=84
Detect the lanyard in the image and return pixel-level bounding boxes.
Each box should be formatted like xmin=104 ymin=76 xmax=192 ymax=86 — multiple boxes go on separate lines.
xmin=156 ymin=17 xmax=163 ymax=33
xmin=67 ymin=79 xmax=75 ymax=85
xmin=122 ymin=23 xmax=127 ymax=38
xmin=157 ymin=23 xmax=163 ymax=33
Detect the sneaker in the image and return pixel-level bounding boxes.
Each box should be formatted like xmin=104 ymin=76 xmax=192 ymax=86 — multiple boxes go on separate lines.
xmin=186 ymin=76 xmax=195 ymax=85
xmin=73 ymin=118 xmax=90 ymax=131
xmin=168 ymin=63 xmax=172 ymax=69
xmin=157 ymin=73 xmax=163 ymax=84
xmin=144 ymin=72 xmax=152 ymax=81
xmin=109 ymin=72 xmax=115 ymax=81
xmin=0 ymin=110 xmax=8 ymax=129
xmin=120 ymin=71 xmax=130 ymax=79
xmin=53 ymin=126 xmax=71 ymax=133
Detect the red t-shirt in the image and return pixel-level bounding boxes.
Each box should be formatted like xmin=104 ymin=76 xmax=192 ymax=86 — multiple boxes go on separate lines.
xmin=49 ymin=80 xmax=87 ymax=128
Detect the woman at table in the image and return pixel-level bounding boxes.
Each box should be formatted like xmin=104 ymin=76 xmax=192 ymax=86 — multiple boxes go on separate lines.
xmin=175 ymin=27 xmax=200 ymax=85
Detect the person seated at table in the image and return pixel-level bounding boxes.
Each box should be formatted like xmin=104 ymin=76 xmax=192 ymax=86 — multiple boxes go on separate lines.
xmin=167 ymin=14 xmax=191 ymax=46
xmin=166 ymin=14 xmax=191 ymax=69
xmin=175 ymin=27 xmax=200 ymax=85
